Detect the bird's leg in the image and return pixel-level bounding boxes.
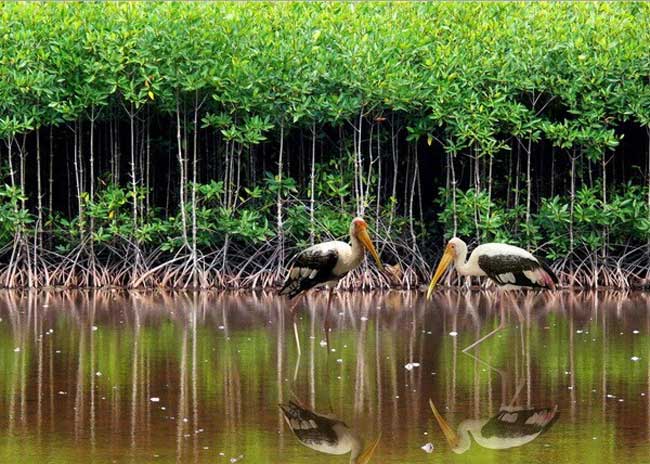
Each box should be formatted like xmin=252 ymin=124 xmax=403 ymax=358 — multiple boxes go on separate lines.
xmin=507 ymin=376 xmax=527 ymax=410
xmin=323 ymin=287 xmax=334 ymax=351
xmin=462 ymin=291 xmax=507 ymax=353
xmin=461 ymin=348 xmax=507 ymax=380
xmin=290 ymin=294 xmax=304 ymax=358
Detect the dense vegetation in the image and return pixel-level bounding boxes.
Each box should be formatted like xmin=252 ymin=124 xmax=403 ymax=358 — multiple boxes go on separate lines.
xmin=1 ymin=2 xmax=649 ymax=288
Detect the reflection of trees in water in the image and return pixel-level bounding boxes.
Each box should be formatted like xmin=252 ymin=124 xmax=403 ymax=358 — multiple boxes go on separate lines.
xmin=0 ymin=290 xmax=648 ymax=460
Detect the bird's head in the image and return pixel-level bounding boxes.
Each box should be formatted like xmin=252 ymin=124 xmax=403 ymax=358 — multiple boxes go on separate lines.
xmin=350 ymin=217 xmax=384 ymax=271
xmin=426 ymin=237 xmax=464 ymax=299
xmin=428 ymin=399 xmax=470 ymax=454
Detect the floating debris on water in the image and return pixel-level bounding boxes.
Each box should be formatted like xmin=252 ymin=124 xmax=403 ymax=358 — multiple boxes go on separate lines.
xmin=449 ymin=331 xmax=458 ymax=337
xmin=421 ymin=443 xmax=434 ymax=453
xmin=631 ymin=356 xmax=640 ymax=362
xmin=404 ymin=362 xmax=421 ymax=371
xmin=150 ymin=397 xmax=160 ymax=402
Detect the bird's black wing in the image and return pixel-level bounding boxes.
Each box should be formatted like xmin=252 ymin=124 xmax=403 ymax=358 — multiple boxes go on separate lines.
xmin=279 ymin=401 xmax=342 ymax=447
xmin=279 ymin=248 xmax=339 ymax=298
xmin=481 ymin=406 xmax=559 ymax=439
xmin=478 ymin=254 xmax=557 ymax=288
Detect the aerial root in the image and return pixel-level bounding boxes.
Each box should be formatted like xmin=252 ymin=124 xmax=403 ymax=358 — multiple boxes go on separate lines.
xmin=0 ymin=236 xmax=647 ymax=289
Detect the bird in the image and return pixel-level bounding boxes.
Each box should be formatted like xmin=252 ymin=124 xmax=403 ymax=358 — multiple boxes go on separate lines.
xmin=426 ymin=237 xmax=558 ymax=351
xmin=280 ymin=217 xmax=384 ymax=353
xmin=429 ymin=399 xmax=559 ymax=454
xmin=279 ymin=400 xmax=380 ymax=463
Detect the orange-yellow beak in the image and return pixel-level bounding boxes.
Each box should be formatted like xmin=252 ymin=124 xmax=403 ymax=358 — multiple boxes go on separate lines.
xmin=426 ymin=246 xmax=454 ymax=299
xmin=358 ymin=228 xmax=384 ymax=272
xmin=354 ymin=433 xmax=381 ymax=464
xmin=429 ymin=399 xmax=460 ymax=449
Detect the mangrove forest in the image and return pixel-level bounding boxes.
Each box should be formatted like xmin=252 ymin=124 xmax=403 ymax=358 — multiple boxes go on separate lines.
xmin=1 ymin=2 xmax=650 ymax=289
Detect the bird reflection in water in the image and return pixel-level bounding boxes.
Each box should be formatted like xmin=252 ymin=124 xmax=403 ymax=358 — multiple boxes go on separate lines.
xmin=279 ymin=400 xmax=380 ymax=463
xmin=429 ymin=399 xmax=559 ymax=453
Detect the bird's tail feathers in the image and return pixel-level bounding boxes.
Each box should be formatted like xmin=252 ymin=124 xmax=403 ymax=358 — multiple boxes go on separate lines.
xmin=279 ymin=280 xmax=301 ymax=299
xmin=278 ymin=401 xmax=306 ymax=421
xmin=539 ymin=261 xmax=559 ymax=289
xmin=538 ymin=405 xmax=560 ymax=436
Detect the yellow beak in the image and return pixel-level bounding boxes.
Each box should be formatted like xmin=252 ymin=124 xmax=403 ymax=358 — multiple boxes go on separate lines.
xmin=358 ymin=228 xmax=384 ymax=272
xmin=429 ymin=399 xmax=460 ymax=449
xmin=426 ymin=248 xmax=454 ymax=299
xmin=355 ymin=433 xmax=381 ymax=464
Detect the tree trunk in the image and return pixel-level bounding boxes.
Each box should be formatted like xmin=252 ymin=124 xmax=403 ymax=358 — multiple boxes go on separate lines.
xmin=450 ymin=150 xmax=458 ymax=237
xmin=48 ymin=127 xmax=54 ymax=230
xmin=525 ymin=138 xmax=532 ymax=246
xmin=487 ymin=153 xmax=493 ymax=219
xmin=36 ymin=127 xmax=43 ymax=242
xmin=176 ymin=95 xmax=189 ymax=247
xmin=309 ymin=123 xmax=316 ymax=246
xmin=276 ymin=121 xmax=285 ymax=270
xmin=191 ymin=92 xmax=199 ymax=286
xmin=89 ymin=107 xmax=96 ymax=245
xmin=569 ymin=150 xmax=576 ymax=254
xmin=71 ymin=122 xmax=84 ymax=239
xmin=129 ymin=102 xmax=138 ymax=231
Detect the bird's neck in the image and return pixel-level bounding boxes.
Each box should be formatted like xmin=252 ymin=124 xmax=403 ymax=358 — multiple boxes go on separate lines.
xmin=348 ymin=431 xmax=363 ymax=462
xmin=452 ymin=419 xmax=481 ymax=454
xmin=454 ymin=246 xmax=470 ymax=274
xmin=349 ymin=234 xmax=364 ymax=261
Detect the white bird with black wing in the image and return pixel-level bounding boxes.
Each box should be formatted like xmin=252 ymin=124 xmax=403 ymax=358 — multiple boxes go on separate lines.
xmin=426 ymin=237 xmax=558 ymax=350
xmin=429 ymin=399 xmax=559 ymax=454
xmin=279 ymin=401 xmax=380 ymax=463
xmin=426 ymin=238 xmax=558 ymax=295
xmin=280 ymin=217 xmax=383 ymax=351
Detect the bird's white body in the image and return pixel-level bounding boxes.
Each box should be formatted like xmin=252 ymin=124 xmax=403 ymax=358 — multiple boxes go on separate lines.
xmin=280 ymin=217 xmax=383 ymax=354
xmin=431 ymin=405 xmax=559 ymax=455
xmin=452 ymin=241 xmax=537 ymax=277
xmin=459 ymin=243 xmax=537 ymax=276
xmin=302 ymin=422 xmax=362 ymax=456
xmin=454 ymin=418 xmax=547 ymax=453
xmin=289 ymin=237 xmax=364 ymax=288
xmin=281 ymin=217 xmax=382 ymax=300
xmin=279 ymin=401 xmax=379 ymax=463
xmin=445 ymin=238 xmax=556 ymax=290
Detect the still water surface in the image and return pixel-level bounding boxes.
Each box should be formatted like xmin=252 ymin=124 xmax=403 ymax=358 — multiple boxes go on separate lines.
xmin=0 ymin=290 xmax=648 ymax=463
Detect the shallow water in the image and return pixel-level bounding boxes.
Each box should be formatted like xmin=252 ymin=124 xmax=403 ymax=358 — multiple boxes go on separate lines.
xmin=0 ymin=290 xmax=648 ymax=463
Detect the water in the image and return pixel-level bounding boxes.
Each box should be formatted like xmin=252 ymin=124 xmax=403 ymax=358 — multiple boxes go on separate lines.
xmin=0 ymin=290 xmax=648 ymax=463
